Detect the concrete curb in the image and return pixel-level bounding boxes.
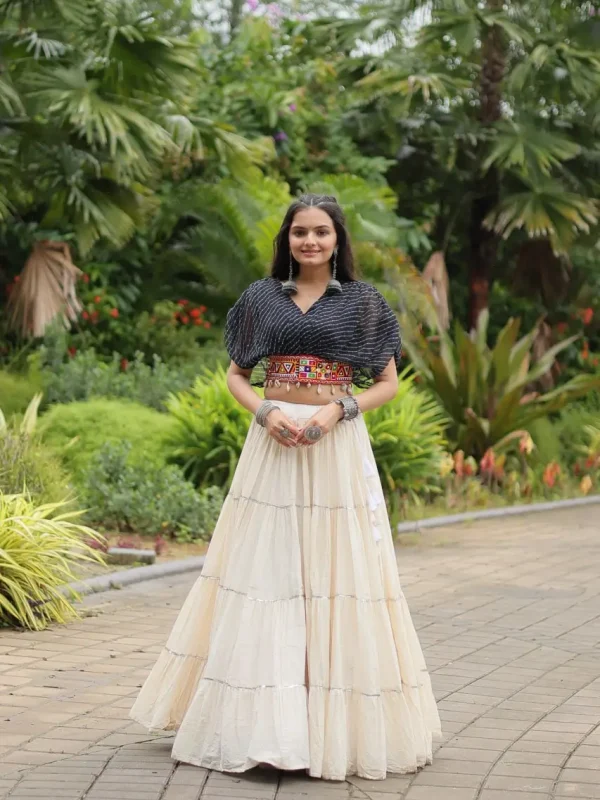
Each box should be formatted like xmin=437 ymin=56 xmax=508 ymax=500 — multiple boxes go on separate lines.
xmin=396 ymin=494 xmax=600 ymax=534
xmin=64 ymin=495 xmax=600 ymax=598
xmin=66 ymin=555 xmax=206 ymax=598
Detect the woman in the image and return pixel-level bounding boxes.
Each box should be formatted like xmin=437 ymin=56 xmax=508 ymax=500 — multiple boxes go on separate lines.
xmin=130 ymin=194 xmax=441 ymax=781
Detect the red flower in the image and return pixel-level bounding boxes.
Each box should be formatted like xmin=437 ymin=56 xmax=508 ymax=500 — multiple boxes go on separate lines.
xmin=543 ymin=462 xmax=561 ymax=489
xmin=120 ymin=358 xmax=129 ymax=371
xmin=593 ymin=358 xmax=599 ymax=368
xmin=190 ymin=308 xmax=201 ymax=319
xmin=67 ymin=346 xmax=77 ymax=357
xmin=480 ymin=449 xmax=495 ymax=473
xmin=203 ymin=321 xmax=211 ymax=329
xmin=581 ymin=307 xmax=594 ymax=325
xmin=82 ymin=273 xmax=90 ymax=284
xmin=109 ymin=308 xmax=119 ymax=318
xmin=91 ymin=310 xmax=99 ymax=323
xmin=181 ymin=315 xmax=189 ymax=324
xmin=82 ymin=310 xmax=89 ymax=320
xmin=199 ymin=305 xmax=207 ymax=313
xmin=193 ymin=318 xmax=202 ymax=326
xmin=556 ymin=322 xmax=568 ymax=334
xmin=94 ymin=295 xmax=101 ymax=303
xmin=177 ymin=299 xmax=188 ymax=307
xmin=585 ymin=456 xmax=595 ymax=469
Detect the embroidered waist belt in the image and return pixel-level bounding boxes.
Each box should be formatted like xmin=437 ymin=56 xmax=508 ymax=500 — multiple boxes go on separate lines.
xmin=265 ymin=355 xmax=354 ymax=395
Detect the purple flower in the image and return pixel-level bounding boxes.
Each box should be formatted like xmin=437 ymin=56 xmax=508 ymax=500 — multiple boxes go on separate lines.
xmin=247 ymin=0 xmax=258 ymax=10
xmin=267 ymin=3 xmax=283 ymax=17
xmin=274 ymin=130 xmax=288 ymax=142
xmin=288 ymin=103 xmax=297 ymax=112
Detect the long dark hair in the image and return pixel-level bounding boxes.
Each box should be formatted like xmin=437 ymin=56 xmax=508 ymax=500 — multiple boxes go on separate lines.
xmin=270 ymin=193 xmax=357 ymax=282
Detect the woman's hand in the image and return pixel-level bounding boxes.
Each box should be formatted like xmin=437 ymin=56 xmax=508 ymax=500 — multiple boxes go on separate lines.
xmin=296 ymin=402 xmax=343 ymax=446
xmin=265 ymin=409 xmax=301 ymax=448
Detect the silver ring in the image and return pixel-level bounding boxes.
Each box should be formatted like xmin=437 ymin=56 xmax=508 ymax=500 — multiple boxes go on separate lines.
xmin=304 ymin=425 xmax=323 ymax=442
xmin=280 ymin=427 xmax=292 ymax=439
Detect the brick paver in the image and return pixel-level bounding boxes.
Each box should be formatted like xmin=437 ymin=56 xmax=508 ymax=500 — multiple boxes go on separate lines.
xmin=1 ymin=506 xmax=600 ymax=799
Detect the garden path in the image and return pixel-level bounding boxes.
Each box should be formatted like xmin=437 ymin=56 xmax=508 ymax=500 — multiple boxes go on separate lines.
xmin=1 ymin=506 xmax=600 ymax=800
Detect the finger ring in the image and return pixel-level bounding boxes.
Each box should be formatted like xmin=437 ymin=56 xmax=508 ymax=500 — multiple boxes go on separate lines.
xmin=280 ymin=428 xmax=291 ymax=438
xmin=304 ymin=425 xmax=323 ymax=442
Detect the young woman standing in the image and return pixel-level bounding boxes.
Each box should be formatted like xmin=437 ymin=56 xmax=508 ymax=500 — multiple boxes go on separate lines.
xmin=131 ymin=194 xmax=441 ymax=781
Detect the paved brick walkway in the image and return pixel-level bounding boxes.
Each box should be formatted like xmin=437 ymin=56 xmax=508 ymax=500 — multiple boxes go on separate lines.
xmin=1 ymin=506 xmax=600 ymax=800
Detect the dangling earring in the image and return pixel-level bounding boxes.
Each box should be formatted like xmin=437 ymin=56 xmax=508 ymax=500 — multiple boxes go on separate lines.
xmin=281 ymin=251 xmax=298 ymax=295
xmin=326 ymin=246 xmax=343 ymax=294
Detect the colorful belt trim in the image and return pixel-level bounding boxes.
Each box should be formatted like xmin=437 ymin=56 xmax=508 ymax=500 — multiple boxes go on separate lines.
xmin=265 ymin=355 xmax=354 ymax=395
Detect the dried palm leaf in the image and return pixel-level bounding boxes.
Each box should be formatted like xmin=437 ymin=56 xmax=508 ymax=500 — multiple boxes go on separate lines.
xmin=8 ymin=241 xmax=82 ymax=338
xmin=422 ymin=250 xmax=451 ymax=330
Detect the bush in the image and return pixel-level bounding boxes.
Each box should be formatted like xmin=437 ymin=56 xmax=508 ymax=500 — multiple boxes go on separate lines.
xmin=526 ymin=417 xmax=562 ymax=467
xmin=0 ymin=493 xmax=105 ymax=630
xmin=40 ymin=348 xmax=228 ymax=411
xmin=38 ymin=399 xmax=178 ymax=478
xmin=167 ymin=365 xmax=253 ymax=488
xmin=0 ymin=430 xmax=74 ymax=504
xmin=82 ymin=442 xmax=223 ymax=539
xmin=364 ymin=370 xmax=448 ymax=503
xmin=555 ymin=404 xmax=600 ymax=467
xmin=0 ymin=371 xmax=42 ymax=419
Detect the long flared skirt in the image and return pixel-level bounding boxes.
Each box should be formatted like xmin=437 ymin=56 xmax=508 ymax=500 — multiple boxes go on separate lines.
xmin=130 ymin=401 xmax=442 ymax=781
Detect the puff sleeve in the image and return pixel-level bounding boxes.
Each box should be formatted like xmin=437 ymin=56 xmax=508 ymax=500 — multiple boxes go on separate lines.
xmin=352 ymin=286 xmax=402 ymax=385
xmin=224 ymin=285 xmax=262 ymax=370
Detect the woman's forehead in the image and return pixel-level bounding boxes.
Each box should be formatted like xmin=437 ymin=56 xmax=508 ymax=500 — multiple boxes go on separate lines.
xmin=291 ymin=208 xmax=334 ymax=228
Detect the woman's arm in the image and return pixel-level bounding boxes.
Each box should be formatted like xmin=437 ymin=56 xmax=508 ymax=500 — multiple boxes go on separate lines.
xmin=355 ymin=356 xmax=399 ymax=413
xmin=226 ymin=361 xmax=264 ymax=414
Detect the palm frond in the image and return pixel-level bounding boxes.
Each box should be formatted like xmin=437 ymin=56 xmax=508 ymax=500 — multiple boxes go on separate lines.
xmin=0 ymin=0 xmax=93 ymax=27
xmin=483 ymin=121 xmax=581 ymax=178
xmin=485 ymin=179 xmax=599 ymax=253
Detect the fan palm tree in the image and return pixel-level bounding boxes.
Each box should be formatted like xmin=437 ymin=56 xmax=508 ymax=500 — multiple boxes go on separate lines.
xmin=327 ymin=0 xmax=600 ymax=328
xmin=0 ymin=0 xmax=272 ymax=335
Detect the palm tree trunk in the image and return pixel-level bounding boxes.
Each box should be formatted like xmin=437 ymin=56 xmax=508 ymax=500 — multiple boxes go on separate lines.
xmin=468 ymin=0 xmax=505 ymax=330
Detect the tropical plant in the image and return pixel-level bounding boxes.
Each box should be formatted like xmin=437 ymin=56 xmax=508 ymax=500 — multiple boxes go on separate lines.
xmin=327 ymin=0 xmax=600 ymax=327
xmin=364 ymin=369 xmax=448 ymax=512
xmin=166 ymin=365 xmax=253 ymax=488
xmin=405 ymin=310 xmax=600 ymax=458
xmin=0 ymin=493 xmax=105 ymax=630
xmin=0 ymin=370 xmax=42 ymax=418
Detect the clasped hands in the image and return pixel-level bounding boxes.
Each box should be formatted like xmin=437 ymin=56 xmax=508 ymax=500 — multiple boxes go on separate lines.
xmin=265 ymin=403 xmax=344 ymax=448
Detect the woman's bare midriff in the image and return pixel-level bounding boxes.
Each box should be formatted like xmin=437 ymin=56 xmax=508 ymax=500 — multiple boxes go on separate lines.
xmin=264 ymin=384 xmax=352 ymax=406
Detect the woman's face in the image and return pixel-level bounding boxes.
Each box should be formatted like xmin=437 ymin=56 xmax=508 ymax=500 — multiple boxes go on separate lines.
xmin=288 ymin=207 xmax=337 ymax=271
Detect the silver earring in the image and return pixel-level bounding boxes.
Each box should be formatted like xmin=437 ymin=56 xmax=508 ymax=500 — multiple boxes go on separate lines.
xmin=281 ymin=251 xmax=298 ymax=295
xmin=326 ymin=247 xmax=343 ymax=294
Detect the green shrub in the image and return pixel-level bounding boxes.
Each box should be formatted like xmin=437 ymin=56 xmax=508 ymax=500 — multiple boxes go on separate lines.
xmin=167 ymin=365 xmax=253 ymax=488
xmin=82 ymin=442 xmax=223 ymax=539
xmin=0 ymin=430 xmax=74 ymax=505
xmin=0 ymin=371 xmax=42 ymax=419
xmin=526 ymin=417 xmax=562 ymax=467
xmin=38 ymin=399 xmax=178 ymax=477
xmin=364 ymin=370 xmax=448 ymax=502
xmin=40 ymin=349 xmax=229 ymax=411
xmin=0 ymin=493 xmax=105 ymax=630
xmin=555 ymin=404 xmax=600 ymax=466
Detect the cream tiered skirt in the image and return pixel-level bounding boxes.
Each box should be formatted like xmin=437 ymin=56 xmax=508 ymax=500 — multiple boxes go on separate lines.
xmin=130 ymin=401 xmax=441 ymax=781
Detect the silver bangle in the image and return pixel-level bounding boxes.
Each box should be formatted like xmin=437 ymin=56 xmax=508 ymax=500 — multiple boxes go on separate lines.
xmin=256 ymin=399 xmax=280 ymax=427
xmin=333 ymin=396 xmax=360 ymax=422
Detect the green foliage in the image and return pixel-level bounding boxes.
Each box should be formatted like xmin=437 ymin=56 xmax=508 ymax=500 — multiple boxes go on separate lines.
xmin=0 ymin=371 xmax=42 ymax=418
xmin=554 ymin=404 xmax=600 ymax=467
xmin=82 ymin=441 xmax=223 ymax=539
xmin=40 ymin=348 xmax=227 ymax=411
xmin=166 ymin=365 xmax=252 ymax=488
xmin=38 ymin=398 xmax=178 ymax=477
xmin=0 ymin=430 xmax=74 ymax=505
xmin=0 ymin=493 xmax=105 ymax=630
xmin=364 ymin=370 xmax=448 ymax=501
xmin=405 ymin=310 xmax=600 ymax=458
xmin=526 ymin=417 xmax=562 ymax=467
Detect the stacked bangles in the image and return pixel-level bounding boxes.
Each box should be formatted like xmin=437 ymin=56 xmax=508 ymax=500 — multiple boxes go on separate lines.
xmin=255 ymin=399 xmax=280 ymax=427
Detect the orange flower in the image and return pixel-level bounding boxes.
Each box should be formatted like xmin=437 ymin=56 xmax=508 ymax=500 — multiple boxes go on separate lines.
xmin=581 ymin=307 xmax=594 ymax=325
xmin=181 ymin=315 xmax=189 ymax=324
xmin=190 ymin=308 xmax=201 ymax=319
xmin=94 ymin=295 xmax=101 ymax=303
xmin=453 ymin=450 xmax=465 ymax=477
xmin=543 ymin=462 xmax=561 ymax=489
xmin=480 ymin=449 xmax=495 ymax=473
xmin=204 ymin=321 xmax=211 ymax=329
xmin=109 ymin=308 xmax=119 ymax=318
xmin=519 ymin=433 xmax=534 ymax=455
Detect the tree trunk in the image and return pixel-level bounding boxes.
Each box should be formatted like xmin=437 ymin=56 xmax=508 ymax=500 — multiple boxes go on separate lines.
xmin=229 ymin=0 xmax=245 ymax=36
xmin=468 ymin=0 xmax=505 ymax=330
